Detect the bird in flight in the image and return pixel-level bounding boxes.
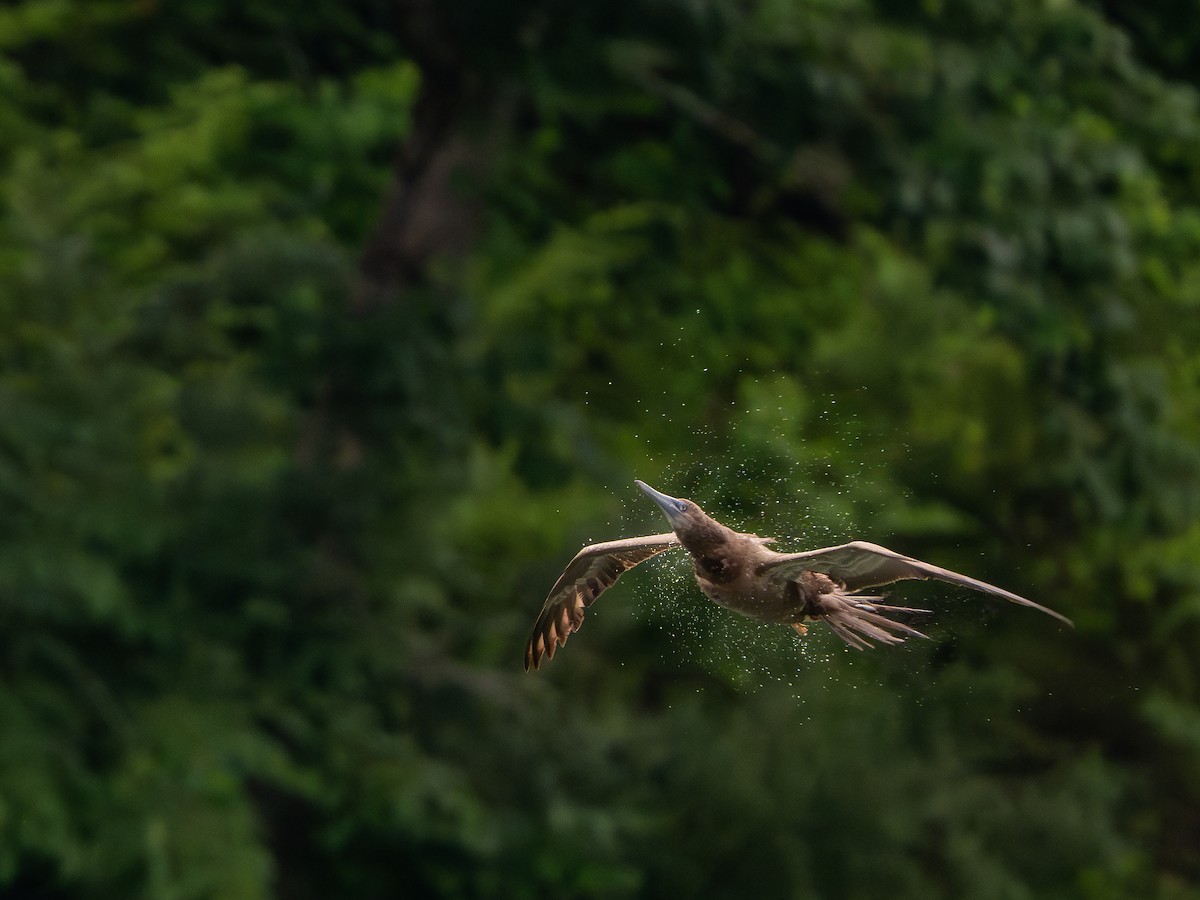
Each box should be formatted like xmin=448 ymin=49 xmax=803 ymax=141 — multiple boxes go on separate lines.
xmin=524 ymin=480 xmax=1072 ymax=670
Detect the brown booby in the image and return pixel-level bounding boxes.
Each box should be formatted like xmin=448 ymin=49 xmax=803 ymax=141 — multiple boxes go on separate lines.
xmin=524 ymin=480 xmax=1071 ymax=670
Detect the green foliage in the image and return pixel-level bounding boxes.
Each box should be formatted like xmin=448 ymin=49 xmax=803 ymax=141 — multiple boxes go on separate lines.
xmin=3 ymin=0 xmax=1200 ymax=898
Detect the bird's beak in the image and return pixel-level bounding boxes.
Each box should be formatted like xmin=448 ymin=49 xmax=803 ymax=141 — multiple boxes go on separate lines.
xmin=635 ymin=480 xmax=688 ymax=527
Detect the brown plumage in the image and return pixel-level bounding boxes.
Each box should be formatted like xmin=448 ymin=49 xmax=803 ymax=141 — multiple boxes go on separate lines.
xmin=523 ymin=481 xmax=1072 ymax=670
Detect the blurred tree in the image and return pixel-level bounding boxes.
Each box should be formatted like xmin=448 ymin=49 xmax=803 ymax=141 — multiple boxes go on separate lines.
xmin=1 ymin=0 xmax=1199 ymax=898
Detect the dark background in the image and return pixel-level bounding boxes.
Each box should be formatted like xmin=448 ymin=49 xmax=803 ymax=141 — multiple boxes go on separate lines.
xmin=2 ymin=1 xmax=1199 ymax=897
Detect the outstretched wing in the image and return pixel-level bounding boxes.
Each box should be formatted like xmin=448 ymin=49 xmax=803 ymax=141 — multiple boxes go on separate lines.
xmin=762 ymin=540 xmax=1072 ymax=627
xmin=525 ymin=534 xmax=680 ymax=671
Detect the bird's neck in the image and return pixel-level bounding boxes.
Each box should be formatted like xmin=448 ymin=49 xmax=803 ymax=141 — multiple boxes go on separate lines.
xmin=677 ymin=518 xmax=754 ymax=585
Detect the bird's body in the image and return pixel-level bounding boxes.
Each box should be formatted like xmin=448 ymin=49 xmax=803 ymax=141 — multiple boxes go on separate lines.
xmin=524 ymin=481 xmax=1071 ymax=670
xmin=682 ymin=528 xmax=800 ymax=622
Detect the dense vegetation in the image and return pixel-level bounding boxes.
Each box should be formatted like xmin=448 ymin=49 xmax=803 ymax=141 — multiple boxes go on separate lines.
xmin=2 ymin=1 xmax=1199 ymax=897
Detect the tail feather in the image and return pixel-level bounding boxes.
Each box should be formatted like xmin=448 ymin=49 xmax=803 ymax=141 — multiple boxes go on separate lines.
xmin=815 ymin=590 xmax=930 ymax=650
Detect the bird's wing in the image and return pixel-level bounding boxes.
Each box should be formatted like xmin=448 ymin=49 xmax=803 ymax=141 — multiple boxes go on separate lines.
xmin=761 ymin=540 xmax=1072 ymax=627
xmin=525 ymin=533 xmax=680 ymax=671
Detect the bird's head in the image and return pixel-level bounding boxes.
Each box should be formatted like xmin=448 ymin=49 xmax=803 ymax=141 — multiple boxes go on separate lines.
xmin=635 ymin=479 xmax=730 ymax=551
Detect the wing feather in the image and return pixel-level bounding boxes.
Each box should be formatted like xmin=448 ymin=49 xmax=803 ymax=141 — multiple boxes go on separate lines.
xmin=763 ymin=540 xmax=1072 ymax=627
xmin=524 ymin=533 xmax=679 ymax=671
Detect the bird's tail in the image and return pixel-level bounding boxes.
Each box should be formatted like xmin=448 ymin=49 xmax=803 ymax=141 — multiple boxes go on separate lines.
xmin=815 ymin=591 xmax=930 ymax=650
